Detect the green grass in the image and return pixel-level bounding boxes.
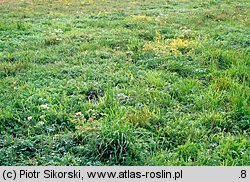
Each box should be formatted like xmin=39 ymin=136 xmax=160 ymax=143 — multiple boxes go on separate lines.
xmin=0 ymin=0 xmax=249 ymax=166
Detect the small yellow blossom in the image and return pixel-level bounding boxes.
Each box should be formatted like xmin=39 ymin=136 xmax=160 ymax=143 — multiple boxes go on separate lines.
xmin=130 ymin=15 xmax=152 ymax=23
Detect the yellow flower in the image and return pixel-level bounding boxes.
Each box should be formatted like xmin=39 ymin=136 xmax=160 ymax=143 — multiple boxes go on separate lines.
xmin=143 ymin=44 xmax=154 ymax=51
xmin=170 ymin=38 xmax=197 ymax=56
xmin=130 ymin=15 xmax=152 ymax=23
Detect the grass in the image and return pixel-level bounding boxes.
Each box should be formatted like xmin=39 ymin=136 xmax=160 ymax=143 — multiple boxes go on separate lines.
xmin=0 ymin=0 xmax=249 ymax=166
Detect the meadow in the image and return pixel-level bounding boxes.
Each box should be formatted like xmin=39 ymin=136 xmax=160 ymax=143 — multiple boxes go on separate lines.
xmin=0 ymin=0 xmax=249 ymax=165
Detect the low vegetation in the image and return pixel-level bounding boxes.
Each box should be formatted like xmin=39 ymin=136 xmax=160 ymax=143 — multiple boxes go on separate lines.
xmin=0 ymin=0 xmax=249 ymax=165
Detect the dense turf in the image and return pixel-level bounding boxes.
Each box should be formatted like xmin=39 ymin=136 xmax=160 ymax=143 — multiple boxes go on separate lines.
xmin=0 ymin=0 xmax=249 ymax=165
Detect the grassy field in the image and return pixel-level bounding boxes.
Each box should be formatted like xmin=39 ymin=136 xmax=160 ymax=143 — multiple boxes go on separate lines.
xmin=0 ymin=0 xmax=249 ymax=166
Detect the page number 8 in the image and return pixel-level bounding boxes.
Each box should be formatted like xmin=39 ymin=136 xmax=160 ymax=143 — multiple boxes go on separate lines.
xmin=240 ymin=170 xmax=246 ymax=178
